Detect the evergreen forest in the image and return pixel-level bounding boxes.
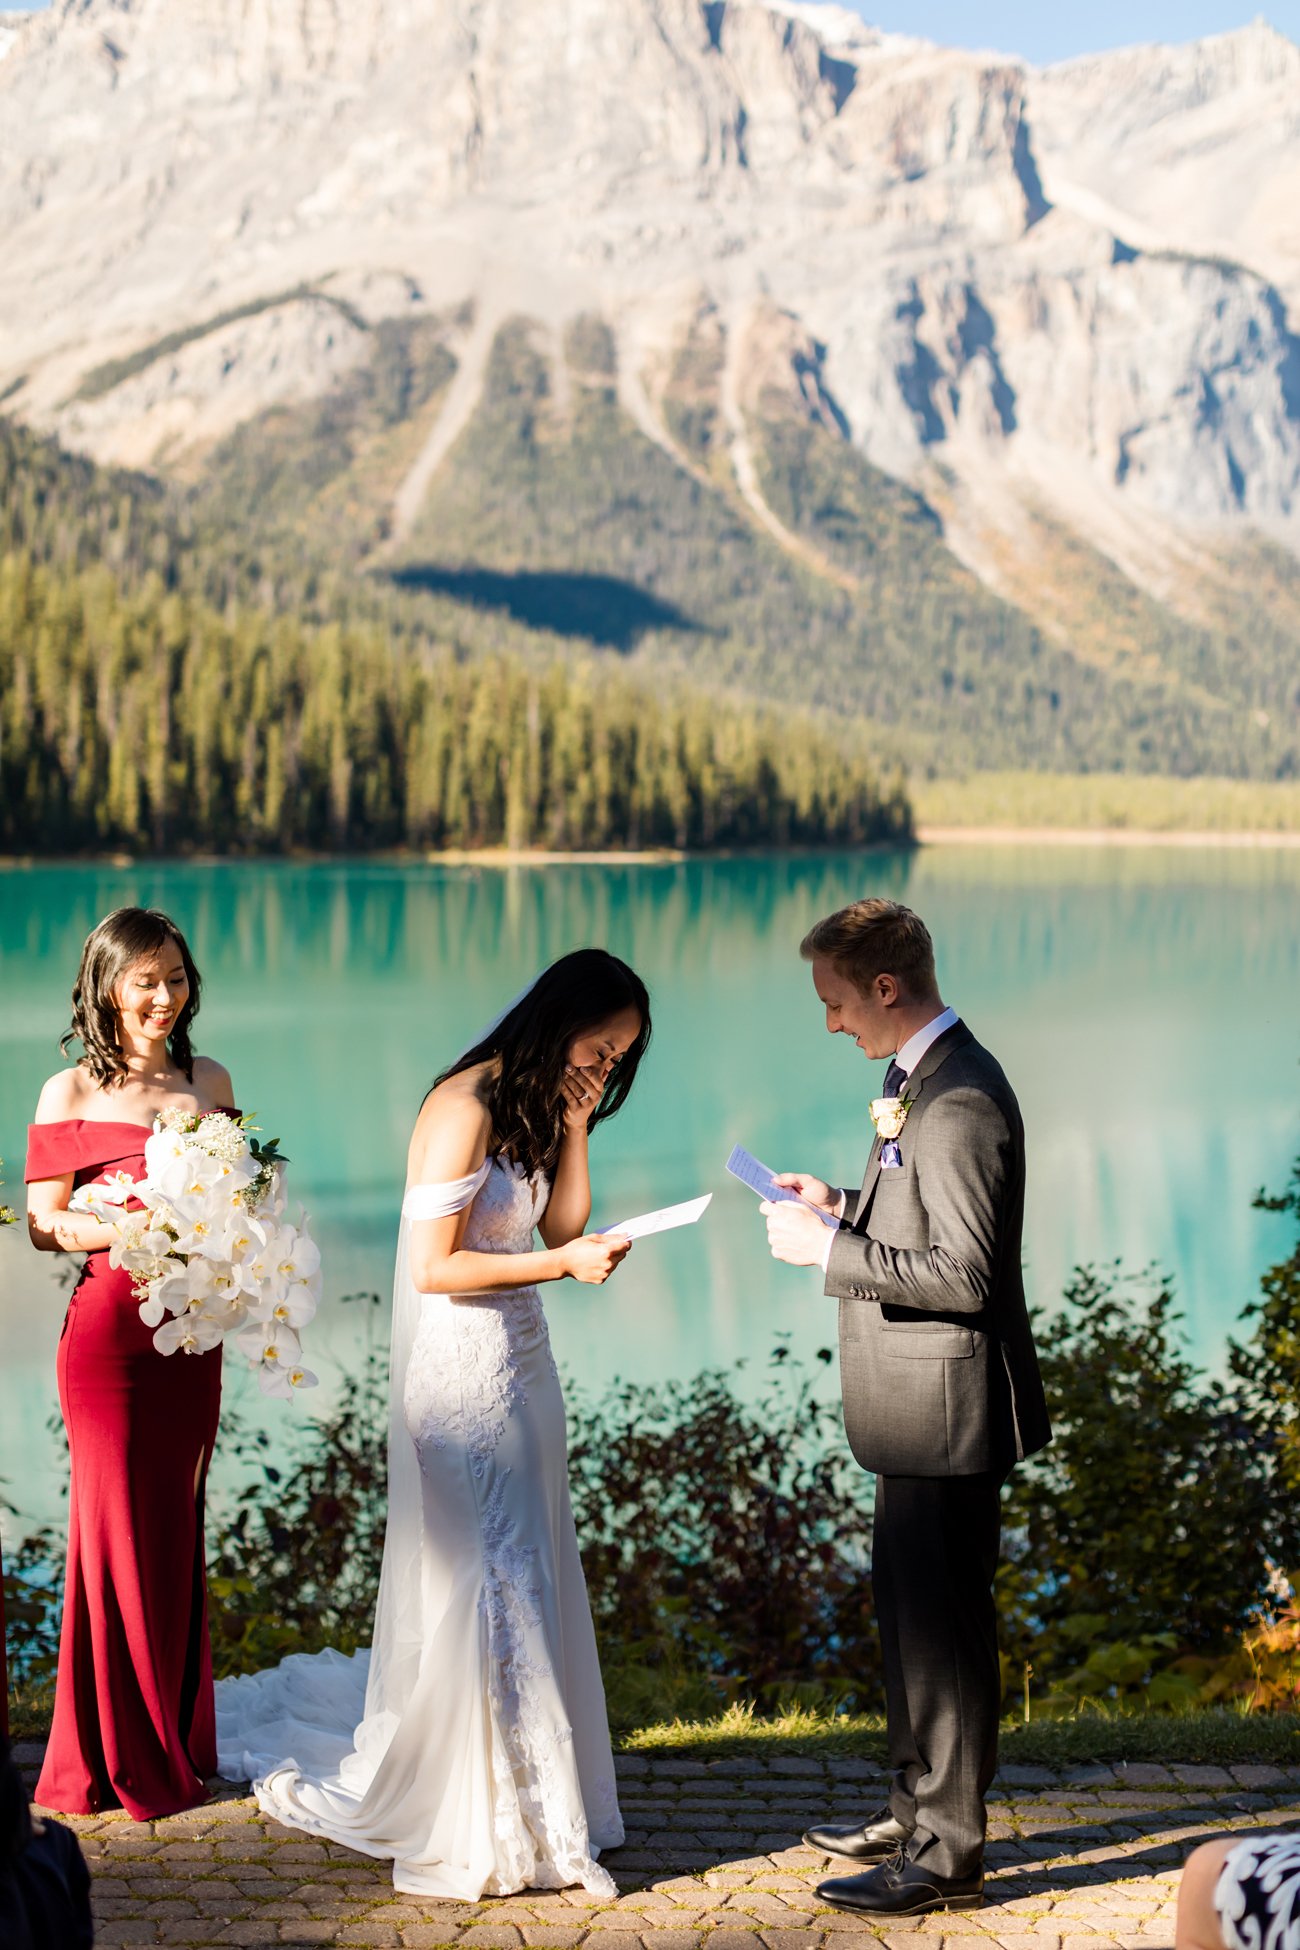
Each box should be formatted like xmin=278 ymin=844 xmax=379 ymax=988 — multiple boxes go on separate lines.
xmin=0 ymin=422 xmax=909 ymax=854
xmin=4 ymin=298 xmax=1297 ymax=856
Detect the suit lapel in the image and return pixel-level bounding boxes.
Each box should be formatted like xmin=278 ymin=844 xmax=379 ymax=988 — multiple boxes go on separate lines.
xmin=902 ymin=1020 xmax=972 ymax=1109
xmin=856 ymin=1131 xmax=885 ymax=1229
xmin=853 ymin=1021 xmax=973 ymax=1231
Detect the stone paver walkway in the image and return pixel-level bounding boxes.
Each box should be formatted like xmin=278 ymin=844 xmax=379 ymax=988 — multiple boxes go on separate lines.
xmin=15 ymin=1743 xmax=1300 ymax=1950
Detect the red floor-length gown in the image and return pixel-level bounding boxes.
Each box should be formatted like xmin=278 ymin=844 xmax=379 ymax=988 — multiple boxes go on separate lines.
xmin=25 ymin=1118 xmax=226 ymax=1819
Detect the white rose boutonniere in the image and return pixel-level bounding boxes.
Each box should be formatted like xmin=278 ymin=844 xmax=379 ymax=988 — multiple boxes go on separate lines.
xmin=870 ymin=1095 xmax=912 ymax=1142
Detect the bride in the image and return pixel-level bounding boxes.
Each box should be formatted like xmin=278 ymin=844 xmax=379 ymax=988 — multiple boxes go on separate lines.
xmin=216 ymin=948 xmax=652 ymax=1898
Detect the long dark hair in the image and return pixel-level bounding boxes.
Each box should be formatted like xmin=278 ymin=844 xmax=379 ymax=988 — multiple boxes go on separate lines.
xmin=61 ymin=907 xmax=202 ymax=1088
xmin=437 ymin=949 xmax=651 ymax=1178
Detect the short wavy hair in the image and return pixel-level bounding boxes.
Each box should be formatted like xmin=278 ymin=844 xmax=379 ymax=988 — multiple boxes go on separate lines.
xmin=62 ymin=907 xmax=202 ymax=1088
xmin=800 ymin=897 xmax=937 ymax=1001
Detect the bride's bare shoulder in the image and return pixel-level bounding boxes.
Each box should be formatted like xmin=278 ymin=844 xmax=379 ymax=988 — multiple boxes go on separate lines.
xmin=409 ymin=1066 xmax=493 ymax=1183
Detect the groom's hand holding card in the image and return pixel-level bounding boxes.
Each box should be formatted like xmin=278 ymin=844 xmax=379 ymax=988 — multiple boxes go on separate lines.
xmin=726 ymin=1145 xmax=841 ymax=1268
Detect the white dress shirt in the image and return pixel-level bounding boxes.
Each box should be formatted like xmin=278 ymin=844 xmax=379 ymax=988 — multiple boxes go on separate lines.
xmin=819 ymin=1004 xmax=961 ymax=1268
xmin=893 ymin=1004 xmax=960 ymax=1083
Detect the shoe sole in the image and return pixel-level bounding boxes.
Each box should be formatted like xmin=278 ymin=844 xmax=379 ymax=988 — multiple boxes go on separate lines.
xmin=819 ymin=1892 xmax=984 ymax=1916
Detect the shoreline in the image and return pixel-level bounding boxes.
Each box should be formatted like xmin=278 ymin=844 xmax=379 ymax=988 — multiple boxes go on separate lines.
xmin=1 ymin=829 xmax=1298 ymax=868
xmin=914 ymin=826 xmax=1300 ymax=850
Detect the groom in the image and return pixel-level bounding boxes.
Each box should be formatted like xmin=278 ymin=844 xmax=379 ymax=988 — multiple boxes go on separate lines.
xmin=762 ymin=897 xmax=1050 ymax=1917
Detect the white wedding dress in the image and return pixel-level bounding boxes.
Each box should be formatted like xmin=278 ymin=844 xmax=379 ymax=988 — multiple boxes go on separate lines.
xmin=214 ymin=1156 xmax=623 ymax=1898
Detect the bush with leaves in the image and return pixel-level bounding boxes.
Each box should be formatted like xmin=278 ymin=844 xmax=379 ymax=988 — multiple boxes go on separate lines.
xmin=1232 ymin=1156 xmax=1300 ymax=1502
xmin=999 ymin=1261 xmax=1294 ymax=1712
xmin=205 ymin=1293 xmax=391 ymax=1677
xmin=7 ymin=1159 xmax=1300 ymax=1732
xmin=567 ymin=1341 xmax=876 ymax=1723
xmin=210 ymin=1332 xmax=881 ymax=1723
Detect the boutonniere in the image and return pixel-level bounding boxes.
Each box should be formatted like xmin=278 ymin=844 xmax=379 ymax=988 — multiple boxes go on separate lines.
xmin=870 ymin=1094 xmax=912 ymax=1142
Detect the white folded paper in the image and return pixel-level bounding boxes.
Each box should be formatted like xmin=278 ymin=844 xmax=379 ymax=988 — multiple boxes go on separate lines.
xmin=725 ymin=1144 xmax=839 ymax=1227
xmin=599 ymin=1193 xmax=712 ymax=1240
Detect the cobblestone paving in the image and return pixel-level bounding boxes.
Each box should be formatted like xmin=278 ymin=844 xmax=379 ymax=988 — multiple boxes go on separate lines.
xmin=16 ymin=1743 xmax=1300 ymax=1950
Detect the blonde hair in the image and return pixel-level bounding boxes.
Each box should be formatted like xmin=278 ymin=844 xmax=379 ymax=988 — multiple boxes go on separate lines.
xmin=800 ymin=898 xmax=937 ymax=1001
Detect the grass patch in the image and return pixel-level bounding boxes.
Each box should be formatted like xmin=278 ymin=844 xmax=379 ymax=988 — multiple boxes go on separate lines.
xmin=913 ymin=771 xmax=1300 ymax=834
xmin=5 ymin=1681 xmax=55 ymax=1744
xmin=617 ymin=1703 xmax=1300 ymax=1767
xmin=9 ymin=1694 xmax=1300 ymax=1769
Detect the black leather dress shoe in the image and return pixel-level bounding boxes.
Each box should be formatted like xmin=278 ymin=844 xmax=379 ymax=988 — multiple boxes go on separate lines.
xmin=801 ymin=1809 xmax=914 ymax=1861
xmin=816 ymin=1855 xmax=984 ymax=1916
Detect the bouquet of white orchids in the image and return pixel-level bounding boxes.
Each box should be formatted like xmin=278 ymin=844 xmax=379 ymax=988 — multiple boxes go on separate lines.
xmin=70 ymin=1108 xmax=321 ymax=1396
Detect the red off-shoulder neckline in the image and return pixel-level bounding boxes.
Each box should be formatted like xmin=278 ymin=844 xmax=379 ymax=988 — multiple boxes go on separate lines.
xmin=29 ymin=1109 xmax=239 ymax=1136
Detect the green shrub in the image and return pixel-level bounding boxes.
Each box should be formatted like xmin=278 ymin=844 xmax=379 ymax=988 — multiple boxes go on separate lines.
xmin=6 ymin=1161 xmax=1300 ymax=1734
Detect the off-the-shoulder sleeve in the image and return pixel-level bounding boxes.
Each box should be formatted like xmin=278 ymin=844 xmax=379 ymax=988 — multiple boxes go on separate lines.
xmin=402 ymin=1161 xmax=491 ymax=1221
xmin=25 ymin=1121 xmax=143 ymax=1183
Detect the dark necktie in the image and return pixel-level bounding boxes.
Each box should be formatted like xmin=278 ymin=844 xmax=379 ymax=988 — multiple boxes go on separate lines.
xmin=883 ymin=1059 xmax=907 ymax=1099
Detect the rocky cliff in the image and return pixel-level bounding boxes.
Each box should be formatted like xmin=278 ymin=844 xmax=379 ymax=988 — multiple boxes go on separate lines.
xmin=0 ymin=0 xmax=1296 ymax=751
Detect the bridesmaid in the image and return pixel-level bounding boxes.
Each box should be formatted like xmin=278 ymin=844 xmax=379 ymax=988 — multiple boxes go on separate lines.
xmin=25 ymin=907 xmax=234 ymax=1819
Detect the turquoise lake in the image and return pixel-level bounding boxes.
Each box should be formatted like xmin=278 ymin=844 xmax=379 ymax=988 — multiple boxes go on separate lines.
xmin=1 ymin=847 xmax=1297 ymax=1531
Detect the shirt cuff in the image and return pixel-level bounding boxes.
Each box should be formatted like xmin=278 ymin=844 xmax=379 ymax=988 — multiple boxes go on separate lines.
xmin=820 ymin=1222 xmax=837 ymax=1273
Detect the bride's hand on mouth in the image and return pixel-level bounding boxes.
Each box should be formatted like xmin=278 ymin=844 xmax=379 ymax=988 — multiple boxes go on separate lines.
xmin=561 ymin=1063 xmax=607 ymax=1131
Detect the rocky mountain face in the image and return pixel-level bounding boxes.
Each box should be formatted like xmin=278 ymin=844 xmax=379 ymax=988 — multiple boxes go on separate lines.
xmin=0 ymin=0 xmax=1297 ymax=748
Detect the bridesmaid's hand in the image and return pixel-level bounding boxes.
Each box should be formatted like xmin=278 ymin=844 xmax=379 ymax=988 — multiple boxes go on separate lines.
xmin=561 ymin=1063 xmax=607 ymax=1133
xmin=561 ymin=1234 xmax=632 ymax=1283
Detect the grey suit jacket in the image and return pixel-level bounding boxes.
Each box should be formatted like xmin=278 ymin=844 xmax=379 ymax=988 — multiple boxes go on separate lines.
xmin=824 ymin=1021 xmax=1051 ymax=1479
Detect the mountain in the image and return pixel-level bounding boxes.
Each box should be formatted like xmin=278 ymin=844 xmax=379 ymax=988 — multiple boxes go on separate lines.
xmin=1 ymin=0 xmax=1297 ymax=780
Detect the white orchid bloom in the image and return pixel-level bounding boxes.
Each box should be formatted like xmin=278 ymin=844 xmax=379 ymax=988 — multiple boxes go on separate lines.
xmin=153 ymin=1146 xmax=227 ymax=1206
xmin=174 ymin=1258 xmax=228 ymax=1310
xmin=170 ymin=1216 xmax=222 ymax=1258
xmin=259 ymin=1360 xmax=318 ymax=1397
xmin=70 ymin=1169 xmax=140 ymax=1217
xmin=268 ymin=1226 xmax=322 ymax=1303
xmin=152 ymin=1311 xmax=225 ymax=1357
xmin=143 ymin=1125 xmax=188 ymax=1181
xmin=221 ymin=1210 xmax=269 ymax=1265
xmin=198 ymin=1153 xmax=258 ymax=1210
xmin=168 ymin=1180 xmax=237 ymax=1257
xmin=115 ymin=1224 xmax=176 ymax=1277
xmin=138 ymin=1290 xmax=167 ymax=1328
xmin=151 ymin=1261 xmax=198 ymax=1318
xmin=108 ymin=1215 xmax=151 ymax=1270
xmin=196 ymin=1261 xmax=246 ymax=1316
xmin=228 ymin=1225 xmax=285 ymax=1302
xmin=193 ymin=1289 xmax=249 ymax=1337
xmin=235 ymin=1318 xmax=302 ymax=1369
xmin=264 ymin=1285 xmax=317 ymax=1331
xmin=120 ymin=1254 xmax=178 ymax=1296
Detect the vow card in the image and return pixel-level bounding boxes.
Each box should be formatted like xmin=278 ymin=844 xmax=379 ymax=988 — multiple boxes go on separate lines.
xmin=599 ymin=1194 xmax=712 ymax=1240
xmin=725 ymin=1145 xmax=839 ymax=1227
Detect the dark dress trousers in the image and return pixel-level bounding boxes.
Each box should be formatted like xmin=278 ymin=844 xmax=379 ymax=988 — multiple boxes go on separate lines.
xmin=823 ymin=1021 xmax=1050 ymax=1878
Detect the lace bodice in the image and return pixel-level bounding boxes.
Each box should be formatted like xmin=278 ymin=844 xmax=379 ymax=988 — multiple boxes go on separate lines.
xmin=458 ymin=1156 xmax=549 ymax=1265
xmin=403 ymin=1157 xmax=557 ymax=1478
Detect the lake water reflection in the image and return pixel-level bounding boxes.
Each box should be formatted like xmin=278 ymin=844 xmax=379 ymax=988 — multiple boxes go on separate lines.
xmin=1 ymin=847 xmax=1296 ymax=1528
